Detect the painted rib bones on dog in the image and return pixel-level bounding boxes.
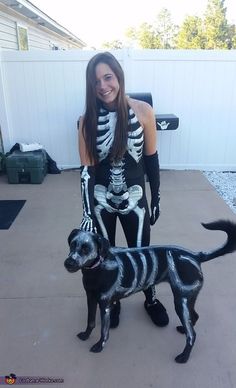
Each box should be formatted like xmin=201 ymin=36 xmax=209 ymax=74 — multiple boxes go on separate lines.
xmin=64 ymin=220 xmax=236 ymax=363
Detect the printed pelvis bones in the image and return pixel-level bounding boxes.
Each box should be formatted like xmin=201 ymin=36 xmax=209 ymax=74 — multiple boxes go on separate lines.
xmin=94 ymin=160 xmax=145 ymax=245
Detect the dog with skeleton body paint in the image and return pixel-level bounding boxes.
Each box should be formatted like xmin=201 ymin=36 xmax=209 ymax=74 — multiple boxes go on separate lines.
xmin=64 ymin=219 xmax=236 ymax=363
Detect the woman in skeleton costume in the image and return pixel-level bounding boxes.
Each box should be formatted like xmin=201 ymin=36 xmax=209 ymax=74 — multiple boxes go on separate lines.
xmin=78 ymin=52 xmax=169 ymax=328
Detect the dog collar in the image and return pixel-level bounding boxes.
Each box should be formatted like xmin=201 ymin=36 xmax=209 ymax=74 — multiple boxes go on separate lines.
xmin=85 ymin=256 xmax=104 ymax=270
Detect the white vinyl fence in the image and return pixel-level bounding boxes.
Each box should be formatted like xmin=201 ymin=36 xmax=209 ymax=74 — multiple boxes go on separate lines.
xmin=0 ymin=49 xmax=236 ymax=170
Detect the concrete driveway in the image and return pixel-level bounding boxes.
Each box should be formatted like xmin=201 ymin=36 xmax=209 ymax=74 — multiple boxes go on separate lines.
xmin=0 ymin=170 xmax=236 ymax=388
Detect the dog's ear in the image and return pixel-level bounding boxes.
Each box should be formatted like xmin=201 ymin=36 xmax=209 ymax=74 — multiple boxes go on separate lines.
xmin=68 ymin=229 xmax=79 ymax=246
xmin=96 ymin=234 xmax=110 ymax=258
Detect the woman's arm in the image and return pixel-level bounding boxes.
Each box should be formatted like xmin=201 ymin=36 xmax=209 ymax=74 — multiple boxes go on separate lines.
xmin=78 ymin=117 xmax=97 ymax=232
xmin=129 ymin=99 xmax=161 ymax=225
xmin=141 ymin=103 xmax=157 ymax=156
xmin=78 ymin=116 xmax=94 ymax=166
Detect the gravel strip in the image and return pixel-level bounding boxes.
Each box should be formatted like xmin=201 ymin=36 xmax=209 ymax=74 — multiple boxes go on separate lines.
xmin=203 ymin=171 xmax=236 ymax=214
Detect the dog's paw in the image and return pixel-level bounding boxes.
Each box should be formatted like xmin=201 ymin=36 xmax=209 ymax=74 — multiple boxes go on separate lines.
xmin=175 ymin=352 xmax=189 ymax=363
xmin=77 ymin=331 xmax=90 ymax=341
xmin=176 ymin=325 xmax=185 ymax=334
xmin=90 ymin=341 xmax=104 ymax=353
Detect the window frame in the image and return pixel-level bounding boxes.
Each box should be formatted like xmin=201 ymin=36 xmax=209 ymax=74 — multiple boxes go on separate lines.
xmin=17 ymin=23 xmax=29 ymax=50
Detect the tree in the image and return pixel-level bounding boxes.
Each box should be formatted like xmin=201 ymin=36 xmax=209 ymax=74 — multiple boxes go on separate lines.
xmin=177 ymin=16 xmax=205 ymax=49
xmin=102 ymin=0 xmax=236 ymax=50
xmin=229 ymin=25 xmax=236 ymax=48
xmin=176 ymin=0 xmax=236 ymax=49
xmin=126 ymin=23 xmax=161 ymax=49
xmin=223 ymin=23 xmax=236 ymax=49
xmin=137 ymin=23 xmax=161 ymax=48
xmin=125 ymin=8 xmax=177 ymax=49
xmin=203 ymin=0 xmax=230 ymax=49
xmin=153 ymin=8 xmax=178 ymax=49
xmin=102 ymin=40 xmax=124 ymax=49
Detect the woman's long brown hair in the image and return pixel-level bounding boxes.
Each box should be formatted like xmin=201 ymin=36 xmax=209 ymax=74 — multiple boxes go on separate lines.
xmin=82 ymin=52 xmax=128 ymax=164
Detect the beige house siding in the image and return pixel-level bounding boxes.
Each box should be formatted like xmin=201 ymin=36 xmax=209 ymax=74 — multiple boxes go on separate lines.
xmin=0 ymin=3 xmax=85 ymax=50
xmin=0 ymin=8 xmax=18 ymax=50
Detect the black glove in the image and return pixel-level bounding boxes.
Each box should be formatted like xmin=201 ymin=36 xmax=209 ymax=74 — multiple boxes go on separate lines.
xmin=143 ymin=152 xmax=161 ymax=226
xmin=79 ymin=165 xmax=97 ymax=232
xmin=150 ymin=196 xmax=160 ymax=225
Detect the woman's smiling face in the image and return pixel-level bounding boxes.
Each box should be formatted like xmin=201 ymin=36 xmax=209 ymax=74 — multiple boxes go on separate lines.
xmin=95 ymin=62 xmax=120 ymax=110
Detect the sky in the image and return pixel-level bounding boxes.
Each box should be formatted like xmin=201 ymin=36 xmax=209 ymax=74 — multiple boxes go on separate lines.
xmin=31 ymin=0 xmax=236 ymax=48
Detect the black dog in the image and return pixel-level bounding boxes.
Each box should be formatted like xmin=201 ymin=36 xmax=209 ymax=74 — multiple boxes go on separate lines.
xmin=64 ymin=220 xmax=236 ymax=363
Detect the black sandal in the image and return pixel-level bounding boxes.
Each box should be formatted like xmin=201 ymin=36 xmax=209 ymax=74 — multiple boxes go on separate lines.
xmin=144 ymin=299 xmax=169 ymax=327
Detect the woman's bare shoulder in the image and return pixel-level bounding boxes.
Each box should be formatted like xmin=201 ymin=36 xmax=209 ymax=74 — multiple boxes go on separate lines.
xmin=78 ymin=114 xmax=85 ymax=129
xmin=127 ymin=96 xmax=154 ymax=125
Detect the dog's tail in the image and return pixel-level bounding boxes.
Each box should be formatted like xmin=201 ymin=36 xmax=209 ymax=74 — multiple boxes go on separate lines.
xmin=199 ymin=219 xmax=236 ymax=263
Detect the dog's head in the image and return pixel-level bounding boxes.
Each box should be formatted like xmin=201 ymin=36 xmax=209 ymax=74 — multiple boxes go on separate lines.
xmin=64 ymin=229 xmax=111 ymax=273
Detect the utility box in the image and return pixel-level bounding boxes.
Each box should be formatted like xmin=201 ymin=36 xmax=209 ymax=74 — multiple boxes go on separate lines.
xmin=6 ymin=150 xmax=47 ymax=184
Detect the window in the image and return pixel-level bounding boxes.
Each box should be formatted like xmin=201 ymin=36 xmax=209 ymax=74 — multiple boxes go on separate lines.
xmin=17 ymin=24 xmax=29 ymax=50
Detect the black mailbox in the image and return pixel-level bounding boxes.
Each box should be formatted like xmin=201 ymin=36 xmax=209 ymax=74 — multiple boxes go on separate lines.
xmin=156 ymin=114 xmax=179 ymax=131
xmin=127 ymin=92 xmax=153 ymax=106
xmin=127 ymin=92 xmax=179 ymax=131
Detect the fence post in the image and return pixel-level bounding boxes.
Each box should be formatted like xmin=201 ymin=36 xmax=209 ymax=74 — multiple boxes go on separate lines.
xmin=0 ymin=50 xmax=11 ymax=153
xmin=121 ymin=47 xmax=132 ymax=77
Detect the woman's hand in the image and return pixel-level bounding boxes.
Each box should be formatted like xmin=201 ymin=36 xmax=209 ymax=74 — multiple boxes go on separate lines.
xmin=150 ymin=194 xmax=160 ymax=225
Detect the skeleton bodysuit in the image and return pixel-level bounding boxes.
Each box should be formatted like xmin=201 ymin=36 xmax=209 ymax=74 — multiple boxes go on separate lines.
xmin=93 ymin=106 xmax=150 ymax=248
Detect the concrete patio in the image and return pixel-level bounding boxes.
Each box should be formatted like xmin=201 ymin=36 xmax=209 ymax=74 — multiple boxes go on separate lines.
xmin=0 ymin=170 xmax=236 ymax=388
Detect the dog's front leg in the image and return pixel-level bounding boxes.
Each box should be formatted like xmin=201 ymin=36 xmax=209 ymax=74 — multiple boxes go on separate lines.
xmin=77 ymin=291 xmax=97 ymax=341
xmin=90 ymin=301 xmax=110 ymax=353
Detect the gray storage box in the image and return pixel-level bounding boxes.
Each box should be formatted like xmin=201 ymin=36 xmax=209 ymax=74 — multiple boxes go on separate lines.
xmin=6 ymin=150 xmax=47 ymax=184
